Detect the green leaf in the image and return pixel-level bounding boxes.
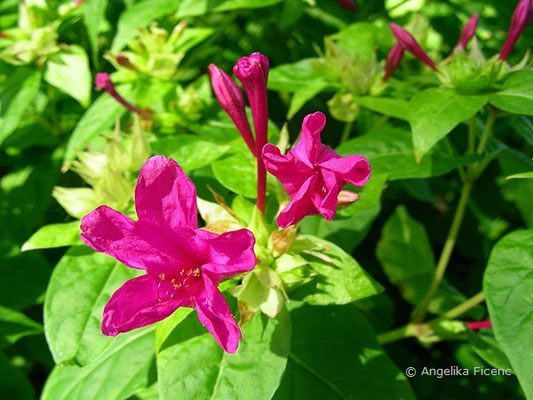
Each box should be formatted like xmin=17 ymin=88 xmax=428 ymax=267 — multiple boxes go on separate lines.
xmin=42 ymin=327 xmax=155 ymax=400
xmin=489 ymin=70 xmax=533 ymax=116
xmin=176 ymin=0 xmax=283 ymax=17
xmin=268 ymin=59 xmax=328 ymax=92
xmin=483 ymin=230 xmax=533 ymax=398
xmin=0 ymin=305 xmax=42 ymax=348
xmin=465 ymin=331 xmax=512 ymax=371
xmin=0 ymin=352 xmax=35 ymax=400
xmin=212 ymin=143 xmax=257 ymax=198
xmin=355 ymin=96 xmax=409 ymax=120
xmin=152 ymin=135 xmax=230 ymax=173
xmin=291 ymin=235 xmax=383 ymax=305
xmin=21 ymin=221 xmax=82 ymax=251
xmin=83 ymin=0 xmax=108 ymax=63
xmin=274 ymin=305 xmax=415 ymax=400
xmin=376 ymin=206 xmax=483 ymax=317
xmin=112 ymin=0 xmax=179 ymax=51
xmin=44 ymin=46 xmax=92 ymax=108
xmin=0 ymin=68 xmax=41 ymax=146
xmin=409 ymin=88 xmax=487 ymax=160
xmin=336 ymin=126 xmax=479 ymax=180
xmin=44 ymin=247 xmax=140 ymax=365
xmin=287 ymin=80 xmax=331 ymax=119
xmin=506 ymin=171 xmax=533 ymax=180
xmin=63 ymin=85 xmax=132 ymax=168
xmin=157 ymin=307 xmax=291 ymax=400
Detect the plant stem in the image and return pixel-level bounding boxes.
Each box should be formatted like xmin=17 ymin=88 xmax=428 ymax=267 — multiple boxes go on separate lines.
xmin=411 ymin=177 xmax=474 ymax=323
xmin=476 ymin=107 xmax=497 ymax=155
xmin=378 ymin=324 xmax=418 ymax=345
xmin=379 ymin=291 xmax=486 ymax=345
xmin=340 ymin=121 xmax=353 ymax=143
xmin=468 ymin=115 xmax=476 ymax=154
xmin=436 ymin=291 xmax=485 ymax=321
xmin=412 ymin=110 xmax=496 ymax=323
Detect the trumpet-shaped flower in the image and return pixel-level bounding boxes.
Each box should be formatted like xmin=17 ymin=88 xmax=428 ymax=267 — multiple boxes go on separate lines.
xmin=389 ymin=24 xmax=437 ymax=70
xmin=499 ymin=0 xmax=533 ymax=61
xmin=262 ymin=112 xmax=371 ymax=228
xmin=80 ymin=156 xmax=256 ymax=353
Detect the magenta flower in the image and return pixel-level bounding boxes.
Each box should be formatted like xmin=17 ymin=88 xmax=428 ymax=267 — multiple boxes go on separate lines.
xmin=389 ymin=24 xmax=438 ymax=70
xmin=453 ymin=13 xmax=479 ymax=53
xmin=94 ymin=73 xmax=152 ymax=118
xmin=209 ymin=64 xmax=256 ymax=156
xmin=262 ymin=112 xmax=371 ymax=228
xmin=233 ymin=52 xmax=270 ymax=213
xmin=336 ymin=0 xmax=357 ymax=12
xmin=80 ymin=156 xmax=256 ymax=353
xmin=465 ymin=320 xmax=492 ymax=330
xmin=499 ymin=0 xmax=533 ymax=61
xmin=383 ymin=43 xmax=404 ymax=82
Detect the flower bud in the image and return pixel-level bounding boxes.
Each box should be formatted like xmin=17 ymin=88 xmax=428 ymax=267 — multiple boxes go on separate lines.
xmin=233 ymin=52 xmax=270 ymax=213
xmin=129 ymin=116 xmax=152 ymax=172
xmin=383 ymin=43 xmax=404 ymax=81
xmin=453 ymin=13 xmax=479 ymax=53
xmin=94 ymin=73 xmax=152 ymax=118
xmin=499 ymin=0 xmax=533 ymax=61
xmin=209 ymin=64 xmax=256 ymax=155
xmin=389 ymin=23 xmax=437 ymax=70
xmin=336 ymin=190 xmax=361 ymax=209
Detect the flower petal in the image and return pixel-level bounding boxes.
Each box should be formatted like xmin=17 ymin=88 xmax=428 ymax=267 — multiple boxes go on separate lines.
xmin=311 ymin=169 xmax=343 ymax=221
xmin=201 ymin=229 xmax=256 ymax=278
xmin=319 ymin=154 xmax=371 ymax=187
xmin=81 ymin=205 xmax=180 ymax=271
xmin=194 ymin=275 xmax=241 ymax=353
xmin=277 ymin=174 xmax=318 ymax=228
xmin=291 ymin=112 xmax=327 ymax=166
xmin=262 ymin=144 xmax=312 ymax=197
xmin=102 ymin=275 xmax=188 ymax=336
xmin=135 ymin=156 xmax=198 ymax=233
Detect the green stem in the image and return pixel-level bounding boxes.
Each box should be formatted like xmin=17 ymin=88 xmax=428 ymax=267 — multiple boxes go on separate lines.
xmin=436 ymin=291 xmax=485 ymax=321
xmin=411 ymin=178 xmax=474 ymax=323
xmin=476 ymin=108 xmax=497 ymax=155
xmin=468 ymin=115 xmax=476 ymax=154
xmin=340 ymin=121 xmax=353 ymax=144
xmin=379 ymin=291 xmax=486 ymax=345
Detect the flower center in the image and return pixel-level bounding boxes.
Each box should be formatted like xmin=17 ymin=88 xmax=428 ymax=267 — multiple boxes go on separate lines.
xmin=156 ymin=268 xmax=202 ymax=302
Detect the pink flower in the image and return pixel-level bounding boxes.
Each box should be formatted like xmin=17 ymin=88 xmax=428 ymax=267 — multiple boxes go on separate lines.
xmin=209 ymin=64 xmax=256 ymax=156
xmin=94 ymin=73 xmax=152 ymax=118
xmin=389 ymin=24 xmax=437 ymax=70
xmin=262 ymin=112 xmax=371 ymax=228
xmin=336 ymin=0 xmax=357 ymax=12
xmin=234 ymin=53 xmax=270 ymax=213
xmin=465 ymin=320 xmax=492 ymax=330
xmin=453 ymin=13 xmax=479 ymax=53
xmin=499 ymin=0 xmax=533 ymax=61
xmin=383 ymin=43 xmax=404 ymax=82
xmin=80 ymin=156 xmax=256 ymax=353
